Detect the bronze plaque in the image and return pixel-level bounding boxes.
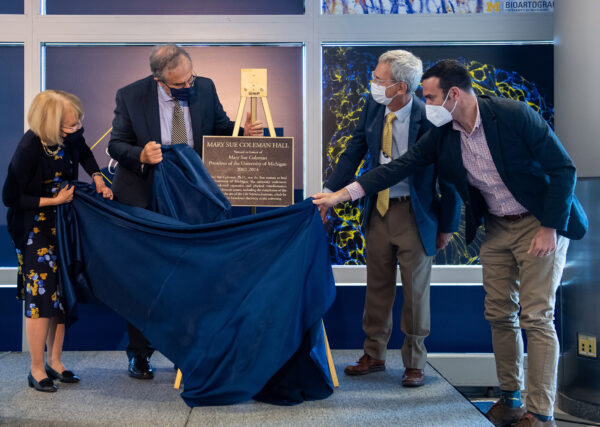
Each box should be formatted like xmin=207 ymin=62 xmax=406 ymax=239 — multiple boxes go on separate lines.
xmin=202 ymin=136 xmax=294 ymax=207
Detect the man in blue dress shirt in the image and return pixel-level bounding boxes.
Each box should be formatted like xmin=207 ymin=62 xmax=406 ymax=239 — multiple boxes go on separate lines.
xmin=108 ymin=44 xmax=262 ymax=380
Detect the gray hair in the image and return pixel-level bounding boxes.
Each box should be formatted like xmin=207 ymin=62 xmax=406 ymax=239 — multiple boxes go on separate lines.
xmin=378 ymin=49 xmax=423 ymax=93
xmin=149 ymin=44 xmax=192 ymax=80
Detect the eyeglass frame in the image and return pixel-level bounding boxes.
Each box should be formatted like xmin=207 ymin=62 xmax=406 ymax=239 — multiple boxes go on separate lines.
xmin=370 ymin=71 xmax=401 ymax=86
xmin=61 ymin=115 xmax=84 ymax=133
xmin=159 ymin=74 xmax=197 ymax=90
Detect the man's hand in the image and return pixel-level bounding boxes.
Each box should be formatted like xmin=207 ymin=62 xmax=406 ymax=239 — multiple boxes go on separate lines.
xmin=92 ymin=174 xmax=113 ymax=200
xmin=140 ymin=141 xmax=163 ymax=165
xmin=436 ymin=232 xmax=453 ymax=250
xmin=312 ymin=189 xmax=351 ymax=209
xmin=243 ymin=112 xmax=264 ymax=136
xmin=528 ymin=226 xmax=557 ymax=257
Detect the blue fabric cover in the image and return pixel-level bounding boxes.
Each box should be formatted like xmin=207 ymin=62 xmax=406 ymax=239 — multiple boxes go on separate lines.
xmin=152 ymin=144 xmax=231 ymax=224
xmin=56 ymin=145 xmax=336 ymax=406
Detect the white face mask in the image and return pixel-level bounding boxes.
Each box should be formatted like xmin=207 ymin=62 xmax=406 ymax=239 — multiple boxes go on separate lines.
xmin=370 ymin=81 xmax=400 ymax=106
xmin=425 ymin=90 xmax=457 ymax=127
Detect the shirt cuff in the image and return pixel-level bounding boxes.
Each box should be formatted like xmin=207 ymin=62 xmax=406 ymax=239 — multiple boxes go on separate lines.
xmin=344 ymin=182 xmax=366 ymax=201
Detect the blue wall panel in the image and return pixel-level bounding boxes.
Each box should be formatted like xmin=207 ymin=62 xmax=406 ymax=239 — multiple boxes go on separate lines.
xmin=0 ymin=45 xmax=24 ymax=267
xmin=62 ymin=303 xmax=128 ymax=351
xmin=324 ymin=285 xmax=494 ymax=352
xmin=3 ymin=284 xmax=565 ymax=353
xmin=0 ymin=287 xmax=22 ymax=351
xmin=0 ymin=1 xmax=23 ymax=14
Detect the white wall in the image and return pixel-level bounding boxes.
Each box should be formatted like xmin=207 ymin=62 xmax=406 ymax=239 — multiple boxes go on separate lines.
xmin=555 ymin=0 xmax=600 ymax=178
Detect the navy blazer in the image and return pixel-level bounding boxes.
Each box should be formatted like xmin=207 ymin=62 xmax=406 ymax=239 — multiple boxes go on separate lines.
xmin=326 ymin=95 xmax=461 ymax=256
xmin=357 ymin=95 xmax=588 ymax=244
xmin=107 ymin=75 xmax=236 ymax=208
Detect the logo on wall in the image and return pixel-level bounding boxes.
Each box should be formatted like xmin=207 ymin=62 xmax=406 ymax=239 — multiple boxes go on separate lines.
xmin=499 ymin=1 xmax=553 ymax=12
xmin=486 ymin=1 xmax=500 ymax=12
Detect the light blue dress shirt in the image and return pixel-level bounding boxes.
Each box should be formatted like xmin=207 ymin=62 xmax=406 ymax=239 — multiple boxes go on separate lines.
xmin=385 ymin=97 xmax=412 ymax=198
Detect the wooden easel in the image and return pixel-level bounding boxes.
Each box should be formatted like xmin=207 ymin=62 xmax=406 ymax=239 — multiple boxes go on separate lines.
xmin=232 ymin=68 xmax=276 ymax=139
xmin=174 ymin=69 xmax=339 ymax=391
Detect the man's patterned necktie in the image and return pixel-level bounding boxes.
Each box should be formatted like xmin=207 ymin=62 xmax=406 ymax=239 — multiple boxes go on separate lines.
xmin=171 ymin=99 xmax=188 ymax=145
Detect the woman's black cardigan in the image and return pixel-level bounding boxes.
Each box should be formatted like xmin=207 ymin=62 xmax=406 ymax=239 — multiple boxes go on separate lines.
xmin=2 ymin=128 xmax=101 ymax=255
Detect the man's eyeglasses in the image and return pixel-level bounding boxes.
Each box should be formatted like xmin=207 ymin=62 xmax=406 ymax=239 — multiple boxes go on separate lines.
xmin=371 ymin=72 xmax=398 ymax=85
xmin=161 ymin=74 xmax=197 ymax=89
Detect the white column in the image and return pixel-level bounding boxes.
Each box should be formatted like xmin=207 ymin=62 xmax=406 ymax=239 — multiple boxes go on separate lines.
xmin=554 ymin=0 xmax=600 ymax=178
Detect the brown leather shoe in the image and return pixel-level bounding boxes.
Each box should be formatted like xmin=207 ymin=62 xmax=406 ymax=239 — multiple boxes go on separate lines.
xmin=401 ymin=368 xmax=425 ymax=387
xmin=514 ymin=413 xmax=556 ymax=427
xmin=344 ymin=354 xmax=385 ymax=376
xmin=486 ymin=398 xmax=526 ymax=427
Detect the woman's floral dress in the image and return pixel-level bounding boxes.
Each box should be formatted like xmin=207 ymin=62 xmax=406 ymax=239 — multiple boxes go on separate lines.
xmin=17 ymin=147 xmax=69 ymax=320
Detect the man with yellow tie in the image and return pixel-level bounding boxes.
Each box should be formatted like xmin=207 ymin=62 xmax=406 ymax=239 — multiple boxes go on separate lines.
xmin=319 ymin=49 xmax=461 ymax=387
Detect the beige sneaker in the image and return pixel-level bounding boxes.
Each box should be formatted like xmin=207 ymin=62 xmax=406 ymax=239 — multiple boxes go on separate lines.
xmin=514 ymin=413 xmax=557 ymax=427
xmin=485 ymin=398 xmax=526 ymax=427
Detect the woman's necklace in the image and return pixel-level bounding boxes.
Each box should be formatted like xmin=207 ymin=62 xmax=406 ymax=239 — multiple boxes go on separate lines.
xmin=41 ymin=141 xmax=61 ymax=157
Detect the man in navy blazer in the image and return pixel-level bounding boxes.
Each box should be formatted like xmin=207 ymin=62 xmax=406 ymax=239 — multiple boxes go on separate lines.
xmin=314 ymin=60 xmax=587 ymax=427
xmin=320 ymin=50 xmax=461 ymax=387
xmin=108 ymin=44 xmax=262 ymax=380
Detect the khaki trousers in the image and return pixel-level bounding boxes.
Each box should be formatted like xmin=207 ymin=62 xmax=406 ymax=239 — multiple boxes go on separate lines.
xmin=480 ymin=214 xmax=569 ymax=416
xmin=363 ymin=199 xmax=432 ymax=369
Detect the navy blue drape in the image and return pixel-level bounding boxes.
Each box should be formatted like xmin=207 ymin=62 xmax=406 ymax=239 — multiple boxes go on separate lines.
xmin=56 ymin=145 xmax=336 ymax=406
xmin=152 ymin=144 xmax=231 ymax=224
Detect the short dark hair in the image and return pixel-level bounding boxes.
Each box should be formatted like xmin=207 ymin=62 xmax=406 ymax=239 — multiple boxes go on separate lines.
xmin=422 ymin=59 xmax=472 ymax=95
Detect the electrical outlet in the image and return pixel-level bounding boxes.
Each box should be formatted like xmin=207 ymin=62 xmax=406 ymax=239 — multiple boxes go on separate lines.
xmin=578 ymin=334 xmax=597 ymax=358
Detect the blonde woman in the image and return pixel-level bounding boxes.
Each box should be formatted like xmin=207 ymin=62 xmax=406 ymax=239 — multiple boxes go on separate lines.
xmin=2 ymin=90 xmax=112 ymax=392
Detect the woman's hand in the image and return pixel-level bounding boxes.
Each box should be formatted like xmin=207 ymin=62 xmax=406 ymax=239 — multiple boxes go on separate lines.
xmin=54 ymin=185 xmax=74 ymax=205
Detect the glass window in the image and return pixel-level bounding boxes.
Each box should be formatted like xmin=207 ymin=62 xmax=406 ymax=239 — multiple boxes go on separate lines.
xmin=0 ymin=45 xmax=24 ymax=266
xmin=45 ymin=0 xmax=304 ymax=15
xmin=44 ymin=44 xmax=304 ymax=212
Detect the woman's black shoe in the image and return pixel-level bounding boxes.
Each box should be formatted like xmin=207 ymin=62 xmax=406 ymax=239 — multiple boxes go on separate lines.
xmin=28 ymin=372 xmax=57 ymax=392
xmin=45 ymin=364 xmax=80 ymax=383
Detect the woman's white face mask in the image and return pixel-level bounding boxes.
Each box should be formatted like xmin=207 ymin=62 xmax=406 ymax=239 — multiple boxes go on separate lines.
xmin=425 ymin=90 xmax=457 ymax=127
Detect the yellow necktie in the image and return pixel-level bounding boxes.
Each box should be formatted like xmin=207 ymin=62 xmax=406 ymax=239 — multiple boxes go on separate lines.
xmin=376 ymin=112 xmax=396 ymax=217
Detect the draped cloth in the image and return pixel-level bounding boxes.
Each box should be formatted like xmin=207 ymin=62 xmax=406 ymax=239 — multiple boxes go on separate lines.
xmin=56 ymin=144 xmax=336 ymax=406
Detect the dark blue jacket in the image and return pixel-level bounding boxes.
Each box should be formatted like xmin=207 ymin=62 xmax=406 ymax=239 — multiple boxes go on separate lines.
xmin=107 ymin=75 xmax=236 ymax=208
xmin=3 ymin=129 xmax=100 ymax=254
xmin=357 ymin=95 xmax=588 ymax=244
xmin=325 ymin=95 xmax=461 ymax=256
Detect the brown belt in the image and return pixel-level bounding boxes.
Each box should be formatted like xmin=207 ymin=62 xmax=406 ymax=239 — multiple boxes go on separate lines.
xmin=497 ymin=212 xmax=531 ymax=222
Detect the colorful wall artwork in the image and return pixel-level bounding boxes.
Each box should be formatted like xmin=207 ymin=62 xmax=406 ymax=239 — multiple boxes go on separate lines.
xmin=322 ymin=43 xmax=554 ymax=265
